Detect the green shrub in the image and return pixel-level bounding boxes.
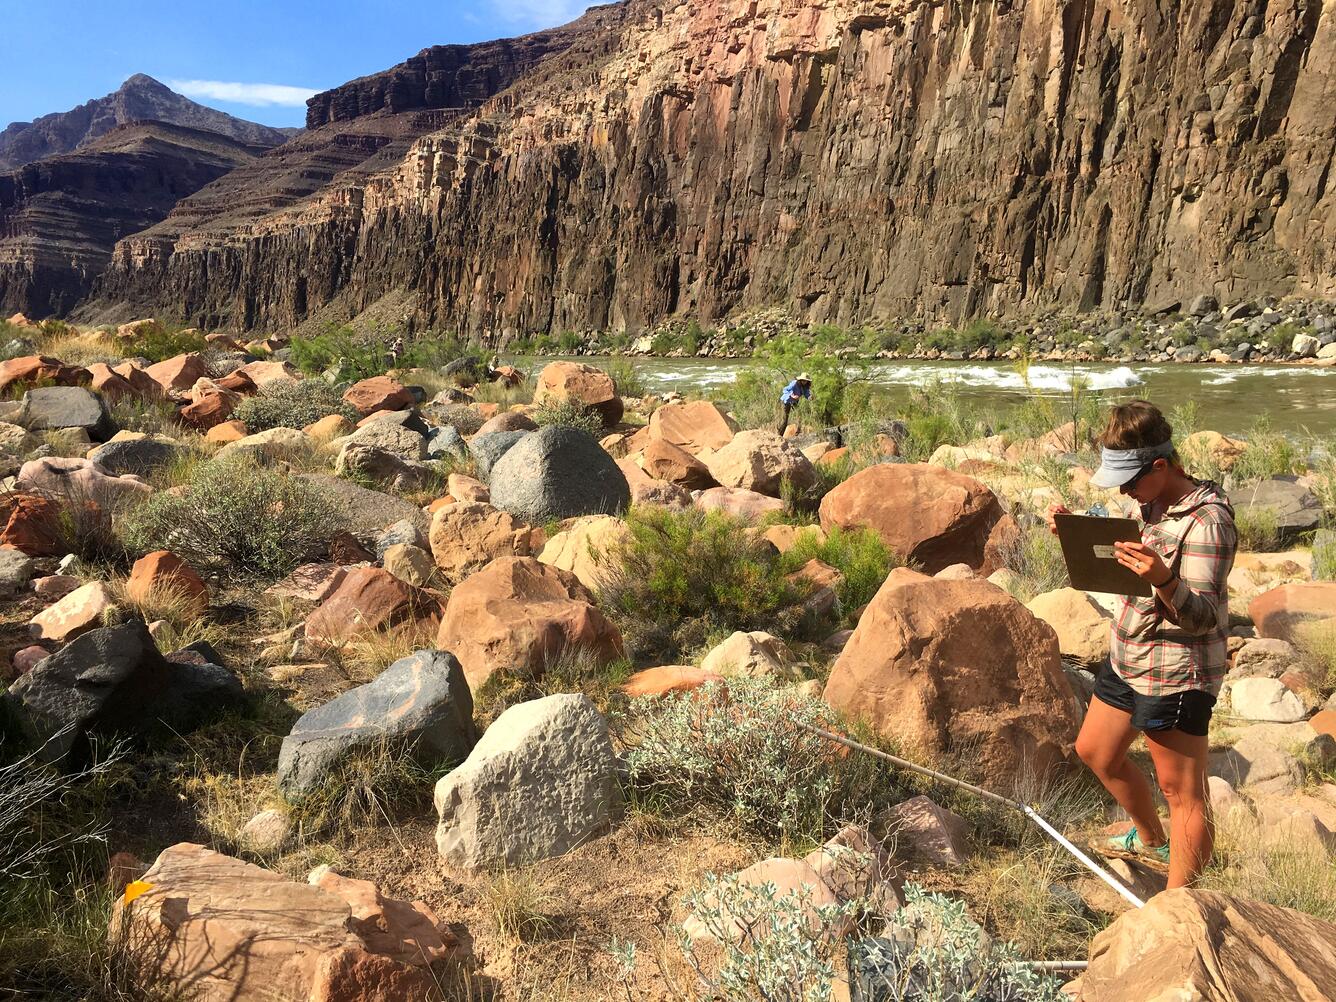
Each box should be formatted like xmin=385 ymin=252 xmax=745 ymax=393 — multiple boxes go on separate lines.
xmin=233 ymin=379 xmax=358 ymax=432
xmin=598 ymin=506 xmax=797 ymax=660
xmin=1232 ymin=418 xmax=1300 ymax=483
xmin=994 ymin=521 xmax=1069 ymax=603
xmin=289 ymin=324 xmax=465 ymax=382
xmin=531 ymin=396 xmax=606 ymax=436
xmin=598 ymin=357 xmax=648 ymax=399
xmin=121 ymin=455 xmax=346 ymax=579
xmin=1314 ymin=529 xmax=1336 ymax=582
xmin=777 ymin=526 xmax=896 ymax=612
xmin=124 ymin=323 xmax=209 ymax=363
xmin=1234 ymin=504 xmax=1283 ymax=553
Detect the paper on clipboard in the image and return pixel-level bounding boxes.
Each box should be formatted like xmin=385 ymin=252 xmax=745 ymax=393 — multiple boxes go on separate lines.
xmin=1053 ymin=513 xmax=1152 ymax=597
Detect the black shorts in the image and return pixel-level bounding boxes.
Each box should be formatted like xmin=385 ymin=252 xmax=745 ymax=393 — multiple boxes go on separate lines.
xmin=1092 ymin=666 xmax=1216 ymax=738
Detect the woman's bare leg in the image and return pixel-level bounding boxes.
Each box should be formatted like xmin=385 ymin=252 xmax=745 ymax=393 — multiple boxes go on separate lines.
xmin=1075 ymin=698 xmax=1166 ymax=845
xmin=1144 ymin=728 xmax=1213 ymax=888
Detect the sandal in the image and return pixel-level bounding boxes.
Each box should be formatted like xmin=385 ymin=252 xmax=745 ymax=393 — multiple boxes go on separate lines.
xmin=1092 ymin=826 xmax=1171 ymax=873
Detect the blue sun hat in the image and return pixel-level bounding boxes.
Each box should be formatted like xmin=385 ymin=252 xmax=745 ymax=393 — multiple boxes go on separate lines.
xmin=1089 ymin=439 xmax=1175 ymax=489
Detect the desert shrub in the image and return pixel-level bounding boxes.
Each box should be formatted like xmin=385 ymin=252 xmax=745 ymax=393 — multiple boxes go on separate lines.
xmin=962 ymin=848 xmax=1097 ymax=962
xmin=125 ymin=323 xmax=209 ymax=363
xmin=1234 ymin=504 xmax=1283 ymax=552
xmin=1295 ymin=619 xmax=1336 ymax=698
xmin=897 ymin=378 xmax=984 ymax=462
xmin=848 ymin=885 xmax=1064 ymax=1002
xmin=777 ymin=526 xmax=897 ymax=613
xmin=598 ymin=506 xmax=797 ymax=660
xmin=289 ymin=324 xmax=464 ymax=382
xmin=232 ymin=379 xmax=357 ymax=432
xmin=618 ymin=677 xmax=891 ymax=845
xmin=105 ymin=396 xmax=180 ymax=437
xmin=993 ymin=520 xmax=1068 ymax=603
xmin=599 ymin=357 xmax=648 ymax=399
xmin=727 ymin=333 xmax=855 ymax=430
xmin=284 ymin=734 xmax=443 ymax=834
xmin=486 ymin=870 xmax=558 ymax=942
xmin=1313 ymin=528 xmax=1336 ymax=582
xmin=1200 ymin=803 xmax=1336 ymax=922
xmin=531 ymin=395 xmax=605 ymax=436
xmin=120 ymin=455 xmax=345 ymax=579
xmin=1231 ymin=418 xmax=1300 ymax=483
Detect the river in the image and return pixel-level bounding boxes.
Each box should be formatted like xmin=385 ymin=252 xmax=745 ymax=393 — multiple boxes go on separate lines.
xmin=528 ymin=356 xmax=1336 ymax=441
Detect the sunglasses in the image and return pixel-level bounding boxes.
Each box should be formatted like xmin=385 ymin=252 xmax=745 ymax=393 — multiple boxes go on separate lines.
xmin=1122 ymin=459 xmax=1161 ymax=492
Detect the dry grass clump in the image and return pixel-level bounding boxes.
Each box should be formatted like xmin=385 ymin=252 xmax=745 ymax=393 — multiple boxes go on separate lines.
xmin=992 ymin=519 xmax=1069 ymax=603
xmin=1198 ymin=806 xmax=1336 ymax=922
xmin=962 ymin=847 xmax=1100 ymax=961
xmin=284 ymin=735 xmax=440 ymax=836
xmin=485 ymin=869 xmax=559 ymax=942
xmin=328 ymin=619 xmax=443 ymax=685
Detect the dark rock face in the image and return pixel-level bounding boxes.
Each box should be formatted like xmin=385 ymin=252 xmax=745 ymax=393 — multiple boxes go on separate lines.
xmin=489 ymin=426 xmax=630 ymax=523
xmin=1230 ymin=476 xmax=1324 ymax=542
xmin=0 ymin=122 xmax=277 ymax=317
xmin=277 ymin=649 xmax=477 ymax=797
xmin=5 ymin=620 xmax=242 ymax=764
xmin=0 ymin=74 xmax=294 ymax=170
xmin=84 ymin=0 xmax=1336 ymax=334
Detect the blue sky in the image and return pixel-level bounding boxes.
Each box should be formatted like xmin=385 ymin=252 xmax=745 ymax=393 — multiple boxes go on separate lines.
xmin=2 ymin=1 xmax=594 ymax=129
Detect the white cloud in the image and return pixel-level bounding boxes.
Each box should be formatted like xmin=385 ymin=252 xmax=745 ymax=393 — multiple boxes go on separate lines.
xmin=488 ymin=1 xmax=590 ymax=27
xmin=168 ymin=79 xmax=319 ymax=108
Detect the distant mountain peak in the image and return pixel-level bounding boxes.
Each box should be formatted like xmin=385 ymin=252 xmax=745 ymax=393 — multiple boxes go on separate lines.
xmin=0 ymin=76 xmax=295 ymax=170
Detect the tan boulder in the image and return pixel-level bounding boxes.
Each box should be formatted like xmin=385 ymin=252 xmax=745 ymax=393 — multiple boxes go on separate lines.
xmin=304 ymin=414 xmax=354 ymax=441
xmin=761 ymin=523 xmax=826 ymax=553
xmin=308 ymin=866 xmax=456 ymax=968
xmin=647 ymin=400 xmax=737 ymax=455
xmin=1081 ymin=888 xmax=1336 ymax=1001
xmin=1025 ymin=588 xmax=1112 ymax=666
xmin=475 ymin=410 xmax=538 ymax=436
xmin=536 ymin=515 xmax=629 ymax=591
xmin=236 ymin=359 xmax=299 ymax=388
xmin=532 ymin=361 xmax=622 ymax=427
xmin=29 ymin=581 xmax=114 ymax=642
xmin=126 ymin=551 xmax=208 ymax=619
xmin=1182 ymin=429 xmax=1248 ymax=473
xmin=446 ymin=473 xmax=489 ymax=503
xmin=819 ymin=463 xmax=1011 ymax=574
xmin=1249 ymin=583 xmax=1336 ymax=645
xmin=695 ymin=486 xmax=784 ymax=520
xmin=428 ymin=502 xmax=536 ymax=584
xmin=640 ymin=438 xmax=716 ymax=490
xmin=381 ymin=543 xmax=438 ymax=589
xmin=145 ymin=353 xmax=208 ymax=398
xmin=17 ymin=456 xmax=151 ymax=507
xmin=617 ymin=457 xmax=692 ymax=508
xmin=114 ymin=843 xmax=450 ymax=1002
xmin=304 ymin=567 xmax=440 ymax=645
xmin=204 ymin=419 xmax=248 ymax=443
xmin=702 ymin=429 xmax=817 ymax=497
xmin=343 ymin=376 xmax=414 ymax=417
xmin=823 ymin=568 xmax=1079 ymax=788
xmin=436 ymin=557 xmax=624 ymax=689
xmin=700 ymin=630 xmax=800 ymax=681
xmin=266 ymin=563 xmax=348 ymax=604
xmin=215 ymin=427 xmax=308 ymax=463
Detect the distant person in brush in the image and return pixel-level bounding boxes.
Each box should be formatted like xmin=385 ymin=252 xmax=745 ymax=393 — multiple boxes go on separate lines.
xmin=777 ymin=372 xmax=812 ymax=436
xmin=1046 ymin=400 xmax=1236 ymax=889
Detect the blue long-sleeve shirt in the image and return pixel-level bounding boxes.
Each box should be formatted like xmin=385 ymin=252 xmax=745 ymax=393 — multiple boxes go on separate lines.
xmin=780 ymin=380 xmax=812 ymax=405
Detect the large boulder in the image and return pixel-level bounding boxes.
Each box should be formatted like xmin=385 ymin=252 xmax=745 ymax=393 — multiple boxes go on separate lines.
xmin=343 ymin=376 xmax=414 ymax=417
xmin=0 ymin=354 xmax=88 ymax=394
xmin=1230 ymin=476 xmax=1323 ymax=542
xmin=1249 ymin=582 xmax=1336 ymax=645
xmin=468 ymin=430 xmax=529 ymax=480
xmin=6 ymin=621 xmax=242 ymax=764
xmin=532 ymin=361 xmax=623 ymax=428
xmin=819 ymin=464 xmax=1012 ymax=574
xmin=304 ymin=567 xmax=441 ymax=646
xmin=335 ymin=443 xmax=435 ymax=492
xmin=694 ymin=485 xmax=784 ymax=520
xmin=340 ymin=419 xmax=426 ymax=461
xmin=823 ymin=568 xmax=1080 ymax=788
xmin=1024 ymin=588 xmax=1112 ymax=666
xmin=214 ymin=427 xmax=308 ymax=463
xmin=298 ymin=474 xmax=427 ymax=537
xmin=113 ymin=843 xmax=453 ymax=1002
xmin=16 ymin=456 xmax=152 ymax=507
xmin=16 ymin=386 xmax=116 ymax=441
xmin=489 ymin=426 xmax=630 ymax=523
xmin=536 ymin=514 xmax=629 ymax=592
xmin=647 ymin=400 xmax=737 ymax=455
xmin=87 ymin=433 xmax=181 ymax=478
xmin=640 ymin=437 xmax=717 ymax=490
xmin=434 ymin=693 xmax=622 ymax=868
xmin=29 ymin=581 xmax=115 ymax=642
xmin=699 ymin=630 xmax=800 ymax=681
xmin=428 ymin=501 xmax=538 ymax=584
xmin=436 ymin=557 xmax=624 ymax=690
xmin=145 ymin=353 xmax=208 ymax=398
xmin=277 ymin=650 xmax=477 ymax=798
xmin=1080 ymin=888 xmax=1336 ymax=1001
xmin=702 ymin=429 xmax=817 ymax=497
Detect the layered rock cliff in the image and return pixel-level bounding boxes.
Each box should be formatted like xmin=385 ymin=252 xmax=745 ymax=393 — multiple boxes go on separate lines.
xmin=0 ymin=75 xmax=295 ymax=170
xmin=0 ymin=123 xmax=276 ymax=317
xmin=89 ymin=0 xmax=1336 ymax=334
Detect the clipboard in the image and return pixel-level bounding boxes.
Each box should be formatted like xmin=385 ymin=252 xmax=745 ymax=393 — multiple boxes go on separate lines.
xmin=1053 ymin=513 xmax=1152 ymax=597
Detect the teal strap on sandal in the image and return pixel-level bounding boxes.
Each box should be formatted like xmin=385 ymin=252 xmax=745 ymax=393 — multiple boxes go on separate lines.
xmin=1109 ymin=827 xmax=1170 ymax=866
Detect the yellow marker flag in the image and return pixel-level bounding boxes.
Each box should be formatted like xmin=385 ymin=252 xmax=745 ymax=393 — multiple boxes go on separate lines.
xmin=123 ymin=880 xmax=153 ymax=904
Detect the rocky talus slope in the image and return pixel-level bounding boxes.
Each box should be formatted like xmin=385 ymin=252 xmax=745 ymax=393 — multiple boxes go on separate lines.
xmin=0 ymin=123 xmax=278 ymax=318
xmin=89 ymin=0 xmax=1336 ymax=335
xmin=0 ymin=74 xmax=294 ymax=170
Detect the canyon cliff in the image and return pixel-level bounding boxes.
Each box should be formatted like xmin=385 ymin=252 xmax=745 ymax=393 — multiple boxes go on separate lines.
xmin=86 ymin=0 xmax=1336 ymax=336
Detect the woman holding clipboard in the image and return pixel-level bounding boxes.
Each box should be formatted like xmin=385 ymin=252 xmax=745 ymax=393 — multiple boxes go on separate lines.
xmin=1046 ymin=400 xmax=1237 ymax=890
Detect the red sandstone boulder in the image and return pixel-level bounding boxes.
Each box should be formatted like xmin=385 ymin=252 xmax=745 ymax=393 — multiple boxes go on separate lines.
xmin=127 ymin=551 xmax=208 ymax=619
xmin=823 ymin=568 xmax=1080 ymax=788
xmin=819 ymin=463 xmax=1012 ymax=574
xmin=0 ymin=493 xmax=66 ymax=556
xmin=305 ymin=567 xmax=440 ymax=645
xmin=532 ymin=361 xmax=623 ymax=428
xmin=110 ymin=361 xmax=164 ymax=398
xmin=343 ymin=376 xmax=414 ymax=417
xmin=437 ymin=556 xmax=625 ymax=689
xmin=1249 ymin=583 xmax=1336 ymax=645
xmin=146 ymin=353 xmax=209 ymax=398
xmin=179 ymin=390 xmax=236 ymax=430
xmin=702 ymin=429 xmax=817 ymax=497
xmin=0 ymin=355 xmax=88 ymax=393
xmin=85 ymin=363 xmax=138 ymax=401
xmin=475 ymin=410 xmax=539 ymax=436
xmin=695 ymin=486 xmax=784 ymax=520
xmin=647 ymin=400 xmax=737 ymax=455
xmin=616 ymin=458 xmax=693 ymax=508
xmin=428 ymin=501 xmax=537 ymax=584
xmin=236 ymin=359 xmax=300 ymax=388
xmin=641 ymin=437 xmax=717 ymax=490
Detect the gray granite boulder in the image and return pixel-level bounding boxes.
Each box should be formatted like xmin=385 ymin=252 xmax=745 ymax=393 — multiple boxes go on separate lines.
xmin=278 ymin=650 xmax=477 ymax=798
xmin=469 ymin=430 xmax=528 ymax=480
xmin=489 ymin=426 xmax=629 ymax=523
xmin=425 ymin=424 xmax=467 ymax=461
xmin=17 ymin=386 xmax=116 ymax=441
xmin=87 ymin=435 xmax=181 ymax=477
xmin=1230 ymin=476 xmax=1322 ymax=542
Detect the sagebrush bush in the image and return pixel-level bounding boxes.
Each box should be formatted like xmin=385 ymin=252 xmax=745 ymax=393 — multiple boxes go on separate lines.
xmin=777 ymin=525 xmax=897 ymax=613
xmin=233 ymin=379 xmax=357 ymax=432
xmin=531 ymin=396 xmax=605 ymax=436
xmin=598 ymin=506 xmax=797 ymax=659
xmin=618 ymin=677 xmax=889 ymax=844
xmin=121 ymin=456 xmax=346 ymax=579
xmin=123 ymin=323 xmax=209 ymax=363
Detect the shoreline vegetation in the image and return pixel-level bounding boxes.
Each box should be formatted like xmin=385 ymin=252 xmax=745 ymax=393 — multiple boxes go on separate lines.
xmin=1 ymin=309 xmax=1334 ymax=1001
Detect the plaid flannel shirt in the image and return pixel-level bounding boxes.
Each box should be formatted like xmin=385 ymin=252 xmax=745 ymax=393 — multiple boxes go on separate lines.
xmin=1110 ymin=481 xmax=1237 ymax=697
